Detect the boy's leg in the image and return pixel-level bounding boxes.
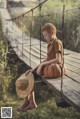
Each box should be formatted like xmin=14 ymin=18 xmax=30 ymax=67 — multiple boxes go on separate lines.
xmin=17 ymin=69 xmax=38 ymax=111
xmin=28 ymin=91 xmax=37 ymax=106
xmin=23 ymin=91 xmax=37 ymax=111
xmin=17 ymin=91 xmax=37 ymax=111
xmin=16 ymin=98 xmax=29 ymax=111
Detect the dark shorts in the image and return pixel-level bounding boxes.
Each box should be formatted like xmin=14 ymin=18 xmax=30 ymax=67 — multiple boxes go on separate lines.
xmin=32 ymin=68 xmax=40 ymax=81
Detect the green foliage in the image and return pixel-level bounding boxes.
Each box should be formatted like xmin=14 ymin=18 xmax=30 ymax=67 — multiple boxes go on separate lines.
xmin=0 ymin=17 xmax=8 ymax=73
xmin=64 ymin=8 xmax=80 ymax=52
xmin=21 ymin=0 xmax=80 ymax=52
xmin=0 ymin=86 xmax=80 ymax=119
xmin=0 ymin=17 xmax=11 ymax=100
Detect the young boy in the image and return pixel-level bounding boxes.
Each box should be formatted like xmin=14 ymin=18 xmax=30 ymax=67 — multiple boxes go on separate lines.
xmin=16 ymin=23 xmax=66 ymax=111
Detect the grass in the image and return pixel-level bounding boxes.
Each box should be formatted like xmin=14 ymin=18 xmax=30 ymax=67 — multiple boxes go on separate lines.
xmin=0 ymin=86 xmax=80 ymax=119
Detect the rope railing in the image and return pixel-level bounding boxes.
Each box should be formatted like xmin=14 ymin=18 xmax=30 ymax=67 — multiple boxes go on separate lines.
xmin=5 ymin=6 xmax=80 ymax=20
xmin=5 ymin=0 xmax=48 ymax=21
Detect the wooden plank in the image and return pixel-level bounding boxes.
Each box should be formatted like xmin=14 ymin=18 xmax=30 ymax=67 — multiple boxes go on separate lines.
xmin=64 ymin=55 xmax=80 ymax=64
xmin=65 ymin=70 xmax=80 ymax=83
xmin=17 ymin=44 xmax=39 ymax=60
xmin=64 ymin=58 xmax=80 ymax=69
xmin=23 ymin=49 xmax=40 ymax=64
xmin=66 ymin=54 xmax=80 ymax=60
xmin=42 ymin=76 xmax=80 ymax=111
xmin=31 ymin=46 xmax=46 ymax=57
xmin=64 ymin=50 xmax=80 ymax=60
xmin=65 ymin=64 xmax=80 ymax=75
xmin=16 ymin=45 xmax=40 ymax=67
xmin=35 ymin=45 xmax=47 ymax=54
xmin=65 ymin=49 xmax=80 ymax=56
xmin=58 ymin=84 xmax=80 ymax=111
xmin=43 ymin=76 xmax=80 ymax=93
xmin=21 ymin=55 xmax=38 ymax=69
xmin=61 ymin=77 xmax=80 ymax=93
xmin=22 ymin=39 xmax=45 ymax=46
xmin=23 ymin=46 xmax=42 ymax=59
xmin=12 ymin=46 xmax=38 ymax=69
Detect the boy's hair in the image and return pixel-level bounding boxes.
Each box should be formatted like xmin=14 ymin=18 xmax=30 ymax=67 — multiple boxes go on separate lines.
xmin=42 ymin=23 xmax=57 ymax=34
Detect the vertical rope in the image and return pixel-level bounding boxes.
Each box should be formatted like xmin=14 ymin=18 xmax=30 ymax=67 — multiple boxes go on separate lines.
xmin=21 ymin=16 xmax=24 ymax=60
xmin=16 ymin=17 xmax=20 ymax=52
xmin=5 ymin=20 xmax=8 ymax=36
xmin=14 ymin=18 xmax=18 ymax=51
xmin=7 ymin=20 xmax=9 ymax=37
xmin=66 ymin=10 xmax=68 ymax=45
xmin=12 ymin=20 xmax=14 ymax=42
xmin=61 ymin=5 xmax=65 ymax=100
xmin=29 ymin=10 xmax=33 ymax=66
xmin=39 ymin=4 xmax=42 ymax=63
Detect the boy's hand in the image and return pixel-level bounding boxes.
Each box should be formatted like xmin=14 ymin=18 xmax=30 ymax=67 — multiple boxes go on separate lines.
xmin=25 ymin=69 xmax=33 ymax=76
xmin=36 ymin=63 xmax=44 ymax=76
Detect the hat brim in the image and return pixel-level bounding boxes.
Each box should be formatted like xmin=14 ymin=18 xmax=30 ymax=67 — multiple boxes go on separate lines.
xmin=16 ymin=72 xmax=34 ymax=98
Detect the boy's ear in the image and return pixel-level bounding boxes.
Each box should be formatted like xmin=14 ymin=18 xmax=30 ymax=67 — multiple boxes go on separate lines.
xmin=51 ymin=31 xmax=54 ymax=35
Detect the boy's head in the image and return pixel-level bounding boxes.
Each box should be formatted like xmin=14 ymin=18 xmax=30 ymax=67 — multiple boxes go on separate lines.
xmin=42 ymin=23 xmax=57 ymax=43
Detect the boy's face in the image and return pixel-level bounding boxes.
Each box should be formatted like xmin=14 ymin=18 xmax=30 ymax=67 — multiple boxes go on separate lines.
xmin=42 ymin=31 xmax=53 ymax=43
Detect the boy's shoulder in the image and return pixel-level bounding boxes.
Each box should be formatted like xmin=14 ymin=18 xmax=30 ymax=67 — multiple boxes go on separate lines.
xmin=55 ymin=39 xmax=62 ymax=45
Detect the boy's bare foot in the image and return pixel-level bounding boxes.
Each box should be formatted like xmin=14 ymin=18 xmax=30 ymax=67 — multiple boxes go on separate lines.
xmin=16 ymin=99 xmax=29 ymax=111
xmin=22 ymin=102 xmax=37 ymax=111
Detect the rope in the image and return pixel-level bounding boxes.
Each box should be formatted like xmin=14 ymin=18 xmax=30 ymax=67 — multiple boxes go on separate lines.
xmin=60 ymin=5 xmax=65 ymax=101
xmin=39 ymin=4 xmax=42 ymax=63
xmin=16 ymin=19 xmax=19 ymax=51
xmin=21 ymin=16 xmax=24 ymax=60
xmin=5 ymin=20 xmax=8 ymax=36
xmin=29 ymin=10 xmax=33 ymax=66
xmin=36 ymin=7 xmax=80 ymax=17
xmin=15 ymin=18 xmax=19 ymax=51
xmin=12 ymin=20 xmax=14 ymax=42
xmin=5 ymin=6 xmax=80 ymax=21
xmin=5 ymin=0 xmax=48 ymax=21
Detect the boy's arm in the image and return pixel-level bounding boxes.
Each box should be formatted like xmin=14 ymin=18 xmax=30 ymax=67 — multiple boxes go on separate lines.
xmin=30 ymin=56 xmax=48 ymax=72
xmin=41 ymin=56 xmax=48 ymax=63
xmin=41 ymin=52 xmax=62 ymax=66
xmin=36 ymin=53 xmax=61 ymax=76
xmin=25 ymin=56 xmax=48 ymax=75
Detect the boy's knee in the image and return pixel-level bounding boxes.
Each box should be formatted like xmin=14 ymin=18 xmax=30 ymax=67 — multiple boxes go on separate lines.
xmin=36 ymin=69 xmax=40 ymax=76
xmin=32 ymin=70 xmax=39 ymax=79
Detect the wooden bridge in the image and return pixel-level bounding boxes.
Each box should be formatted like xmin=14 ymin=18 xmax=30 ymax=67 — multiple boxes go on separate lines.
xmin=1 ymin=7 xmax=80 ymax=112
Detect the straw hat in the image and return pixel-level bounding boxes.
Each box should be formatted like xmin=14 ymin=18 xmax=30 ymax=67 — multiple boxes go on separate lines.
xmin=15 ymin=71 xmax=34 ymax=98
